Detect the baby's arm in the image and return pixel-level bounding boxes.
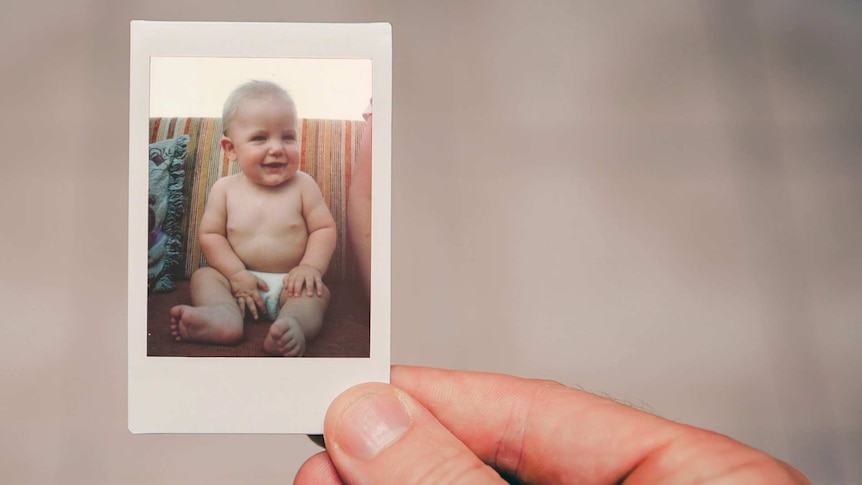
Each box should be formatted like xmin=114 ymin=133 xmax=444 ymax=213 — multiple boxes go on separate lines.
xmin=284 ymin=173 xmax=337 ymax=297
xmin=199 ymin=178 xmax=269 ymax=318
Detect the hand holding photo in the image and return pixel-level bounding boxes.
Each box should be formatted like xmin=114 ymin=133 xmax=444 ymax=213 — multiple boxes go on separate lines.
xmin=129 ymin=21 xmax=391 ymax=434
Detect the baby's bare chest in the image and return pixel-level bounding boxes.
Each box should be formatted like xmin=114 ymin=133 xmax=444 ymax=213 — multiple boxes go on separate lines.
xmin=224 ymin=188 xmax=306 ymax=237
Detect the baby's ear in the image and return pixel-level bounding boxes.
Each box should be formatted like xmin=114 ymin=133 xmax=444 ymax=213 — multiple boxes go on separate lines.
xmin=221 ymin=136 xmax=236 ymax=160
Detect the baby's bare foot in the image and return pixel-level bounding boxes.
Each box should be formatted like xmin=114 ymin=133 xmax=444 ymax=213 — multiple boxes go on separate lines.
xmin=169 ymin=304 xmax=243 ymax=345
xmin=263 ymin=317 xmax=307 ymax=357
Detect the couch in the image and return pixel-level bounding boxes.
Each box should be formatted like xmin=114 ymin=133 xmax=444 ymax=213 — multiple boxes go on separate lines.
xmin=146 ymin=116 xmax=369 ymax=357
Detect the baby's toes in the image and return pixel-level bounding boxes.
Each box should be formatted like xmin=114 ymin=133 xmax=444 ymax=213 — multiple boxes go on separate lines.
xmin=279 ymin=333 xmax=297 ymax=351
xmin=283 ymin=340 xmax=304 ymax=357
xmin=272 ymin=332 xmax=293 ymax=349
xmin=169 ymin=305 xmax=184 ymax=323
xmin=283 ymin=326 xmax=298 ymax=341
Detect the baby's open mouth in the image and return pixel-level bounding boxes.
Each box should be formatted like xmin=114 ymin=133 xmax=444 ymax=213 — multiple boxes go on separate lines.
xmin=263 ymin=162 xmax=286 ymax=168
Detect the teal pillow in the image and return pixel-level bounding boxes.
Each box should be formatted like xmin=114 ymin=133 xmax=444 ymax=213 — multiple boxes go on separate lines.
xmin=148 ymin=135 xmax=188 ymax=293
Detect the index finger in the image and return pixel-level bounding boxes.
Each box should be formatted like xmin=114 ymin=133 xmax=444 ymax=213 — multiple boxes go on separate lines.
xmin=236 ymin=296 xmax=246 ymax=318
xmin=391 ymin=366 xmax=808 ymax=485
xmin=245 ymin=294 xmax=259 ymax=320
xmin=252 ymin=291 xmax=267 ymax=319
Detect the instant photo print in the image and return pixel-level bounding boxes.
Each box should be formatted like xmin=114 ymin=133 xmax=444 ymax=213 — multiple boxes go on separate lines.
xmin=129 ymin=21 xmax=391 ymax=434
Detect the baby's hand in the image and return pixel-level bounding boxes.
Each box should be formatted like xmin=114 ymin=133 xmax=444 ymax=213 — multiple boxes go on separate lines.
xmin=283 ymin=264 xmax=326 ymax=298
xmin=228 ymin=270 xmax=269 ymax=320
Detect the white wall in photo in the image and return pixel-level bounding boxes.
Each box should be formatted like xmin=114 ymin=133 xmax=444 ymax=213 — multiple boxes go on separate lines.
xmin=150 ymin=57 xmax=372 ymax=120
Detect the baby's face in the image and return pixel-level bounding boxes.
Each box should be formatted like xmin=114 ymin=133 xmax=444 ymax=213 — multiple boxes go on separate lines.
xmin=223 ymin=95 xmax=300 ymax=187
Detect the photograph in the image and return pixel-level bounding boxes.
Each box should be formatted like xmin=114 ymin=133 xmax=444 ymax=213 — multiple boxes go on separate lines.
xmin=128 ymin=21 xmax=391 ymax=434
xmin=146 ymin=57 xmax=373 ymax=358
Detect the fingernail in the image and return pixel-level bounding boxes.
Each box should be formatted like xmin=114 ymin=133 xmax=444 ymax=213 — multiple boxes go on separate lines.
xmin=337 ymin=393 xmax=411 ymax=461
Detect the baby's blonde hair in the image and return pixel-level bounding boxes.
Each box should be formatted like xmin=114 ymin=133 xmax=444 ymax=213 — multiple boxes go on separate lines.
xmin=222 ymin=80 xmax=296 ymax=135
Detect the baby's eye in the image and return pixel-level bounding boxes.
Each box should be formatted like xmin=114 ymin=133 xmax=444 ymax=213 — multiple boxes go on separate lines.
xmin=282 ymin=134 xmax=296 ymax=141
xmin=251 ymin=135 xmax=266 ymax=142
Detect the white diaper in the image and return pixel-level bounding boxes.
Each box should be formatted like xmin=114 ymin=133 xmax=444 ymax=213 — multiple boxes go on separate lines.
xmin=248 ymin=270 xmax=288 ymax=319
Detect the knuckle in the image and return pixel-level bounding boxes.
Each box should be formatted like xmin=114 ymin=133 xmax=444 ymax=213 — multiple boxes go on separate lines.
xmin=406 ymin=447 xmax=502 ymax=485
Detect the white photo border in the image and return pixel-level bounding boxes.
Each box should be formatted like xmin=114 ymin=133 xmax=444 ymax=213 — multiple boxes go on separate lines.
xmin=129 ymin=21 xmax=391 ymax=434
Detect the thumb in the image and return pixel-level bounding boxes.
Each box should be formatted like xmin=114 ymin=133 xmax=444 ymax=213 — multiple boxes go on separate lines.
xmin=323 ymin=382 xmax=505 ymax=485
xmin=256 ymin=277 xmax=269 ymax=292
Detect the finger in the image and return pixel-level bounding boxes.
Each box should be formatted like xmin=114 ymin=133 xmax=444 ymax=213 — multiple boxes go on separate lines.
xmin=391 ymin=366 xmax=808 ymax=484
xmin=323 ymin=382 xmax=506 ymax=485
xmin=305 ymin=275 xmax=314 ymax=296
xmin=237 ymin=297 xmax=246 ymax=318
xmin=292 ymin=276 xmax=304 ymax=297
xmin=256 ymin=277 xmax=269 ymax=293
xmin=294 ymin=451 xmax=344 ymax=485
xmin=286 ymin=274 xmax=296 ymax=297
xmin=253 ymin=292 xmax=267 ymax=319
xmin=316 ymin=277 xmax=324 ymax=297
xmin=245 ymin=295 xmax=258 ymax=320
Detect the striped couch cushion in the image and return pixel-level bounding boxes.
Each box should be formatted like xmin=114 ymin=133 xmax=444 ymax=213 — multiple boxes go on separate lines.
xmin=148 ymin=117 xmax=365 ymax=284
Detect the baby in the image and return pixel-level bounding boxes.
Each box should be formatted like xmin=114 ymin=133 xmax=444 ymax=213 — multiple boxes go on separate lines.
xmin=170 ymin=80 xmax=336 ymax=357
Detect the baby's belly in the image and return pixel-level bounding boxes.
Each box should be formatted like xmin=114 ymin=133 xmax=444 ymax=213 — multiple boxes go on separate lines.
xmin=230 ymin=232 xmax=308 ymax=273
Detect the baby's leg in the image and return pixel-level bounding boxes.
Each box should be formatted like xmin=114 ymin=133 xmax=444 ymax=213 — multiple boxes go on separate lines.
xmin=170 ymin=267 xmax=244 ymax=345
xmin=263 ymin=285 xmax=331 ymax=357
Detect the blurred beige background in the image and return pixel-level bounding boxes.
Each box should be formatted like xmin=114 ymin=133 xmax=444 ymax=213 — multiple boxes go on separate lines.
xmin=1 ymin=1 xmax=859 ymax=484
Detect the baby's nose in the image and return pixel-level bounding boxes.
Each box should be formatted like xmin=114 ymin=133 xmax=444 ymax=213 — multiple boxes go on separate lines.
xmin=268 ymin=140 xmax=285 ymax=153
